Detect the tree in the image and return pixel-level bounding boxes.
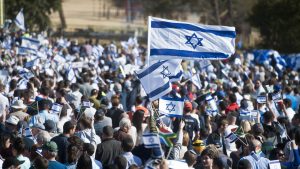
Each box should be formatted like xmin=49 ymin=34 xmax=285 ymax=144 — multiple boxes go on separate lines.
xmin=249 ymin=0 xmax=300 ymax=53
xmin=5 ymin=0 xmax=62 ymax=31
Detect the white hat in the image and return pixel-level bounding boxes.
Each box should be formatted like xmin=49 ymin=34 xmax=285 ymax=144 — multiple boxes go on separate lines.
xmin=84 ymin=107 xmax=96 ymax=119
xmin=11 ymin=100 xmax=27 ymax=109
xmin=6 ymin=115 xmax=19 ymax=125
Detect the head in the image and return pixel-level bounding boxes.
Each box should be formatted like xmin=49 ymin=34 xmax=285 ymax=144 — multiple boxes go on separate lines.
xmin=292 ymin=113 xmax=300 ymax=127
xmin=79 ymin=116 xmax=92 ymax=129
xmin=227 ymin=111 xmax=237 ymax=125
xmin=263 ymin=111 xmax=275 ymax=124
xmin=38 ymin=99 xmax=51 ymax=111
xmin=121 ymin=136 xmax=134 ymax=152
xmin=102 ymin=126 xmax=114 ymax=139
xmin=200 ymin=148 xmax=216 ymax=169
xmin=114 ymin=156 xmax=128 ymax=169
xmin=83 ymin=143 xmax=95 ymax=156
xmin=228 ymin=94 xmax=237 ymax=104
xmin=283 ymin=98 xmax=292 ymax=108
xmin=94 ymin=108 xmax=107 ymax=121
xmin=183 ymin=150 xmax=197 ymax=167
xmin=41 ymin=141 xmax=58 ymax=160
xmin=67 ymin=144 xmax=80 ymax=164
xmin=31 ymin=156 xmax=48 ymax=169
xmin=184 ymin=101 xmax=193 ymax=113
xmin=2 ymin=157 xmax=24 ymax=169
xmin=111 ymin=95 xmax=120 ymax=107
xmin=90 ymin=89 xmax=98 ymax=97
xmin=119 ymin=118 xmax=132 ymax=133
xmin=237 ymin=159 xmax=252 ymax=169
xmin=132 ymin=110 xmax=145 ymax=133
xmin=217 ymin=118 xmax=228 ymax=134
xmin=249 ymin=139 xmax=262 ymax=153
xmin=12 ymin=137 xmax=25 ymax=156
xmin=63 ymin=120 xmax=77 ymax=135
xmin=76 ymin=153 xmax=92 ymax=169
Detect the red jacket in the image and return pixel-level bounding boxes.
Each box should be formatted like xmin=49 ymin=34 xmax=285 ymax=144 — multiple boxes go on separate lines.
xmin=225 ymin=102 xmax=239 ymax=114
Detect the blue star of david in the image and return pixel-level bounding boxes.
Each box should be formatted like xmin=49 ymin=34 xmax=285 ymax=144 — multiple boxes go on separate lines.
xmin=185 ymin=33 xmax=203 ymax=49
xmin=149 ymin=137 xmax=154 ymax=144
xmin=160 ymin=65 xmax=171 ymax=78
xmin=166 ymin=102 xmax=176 ymax=113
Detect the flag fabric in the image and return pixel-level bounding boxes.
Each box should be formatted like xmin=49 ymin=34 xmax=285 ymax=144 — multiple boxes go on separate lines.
xmin=25 ymin=58 xmax=39 ymax=68
xmin=51 ymin=103 xmax=63 ymax=114
xmin=148 ymin=17 xmax=236 ymax=60
xmin=142 ymin=133 xmax=161 ymax=148
xmin=21 ymin=37 xmax=40 ymax=52
xmin=24 ymin=127 xmax=36 ymax=144
xmin=136 ymin=60 xmax=182 ymax=101
xmin=257 ymin=96 xmax=267 ymax=104
xmin=239 ymin=109 xmax=252 ymax=121
xmin=17 ymin=78 xmax=28 ymax=90
xmin=206 ymin=94 xmax=218 ymax=116
xmin=15 ymin=9 xmax=25 ymax=31
xmin=272 ymin=92 xmax=282 ymax=102
xmin=66 ymin=65 xmax=76 ymax=83
xmin=191 ymin=73 xmax=201 ymax=89
xmin=159 ymin=97 xmax=184 ymax=116
xmin=159 ymin=132 xmax=177 ymax=147
xmin=225 ymin=132 xmax=238 ymax=143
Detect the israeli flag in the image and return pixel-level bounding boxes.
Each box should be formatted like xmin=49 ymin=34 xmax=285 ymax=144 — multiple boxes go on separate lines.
xmin=191 ymin=73 xmax=202 ymax=89
xmin=136 ymin=60 xmax=182 ymax=101
xmin=25 ymin=58 xmax=39 ymax=68
xmin=142 ymin=133 xmax=161 ymax=148
xmin=257 ymin=95 xmax=267 ymax=104
xmin=51 ymin=103 xmax=63 ymax=114
xmin=159 ymin=97 xmax=184 ymax=116
xmin=225 ymin=132 xmax=238 ymax=143
xmin=148 ymin=17 xmax=236 ymax=60
xmin=66 ymin=65 xmax=76 ymax=83
xmin=239 ymin=109 xmax=251 ymax=121
xmin=15 ymin=9 xmax=25 ymax=31
xmin=206 ymin=94 xmax=218 ymax=116
xmin=272 ymin=92 xmax=282 ymax=102
xmin=21 ymin=37 xmax=40 ymax=51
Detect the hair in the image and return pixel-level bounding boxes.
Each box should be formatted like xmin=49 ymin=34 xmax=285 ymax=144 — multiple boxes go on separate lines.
xmin=263 ymin=111 xmax=274 ymax=123
xmin=135 ymin=96 xmax=143 ymax=105
xmin=111 ymin=96 xmax=120 ymax=107
xmin=283 ymin=98 xmax=292 ymax=107
xmin=36 ymin=131 xmax=51 ymax=145
xmin=76 ymin=153 xmax=92 ymax=169
xmin=102 ymin=126 xmax=114 ymax=137
xmin=79 ymin=116 xmax=92 ymax=129
xmin=132 ymin=110 xmax=144 ymax=134
xmin=32 ymin=156 xmax=48 ymax=169
xmin=67 ymin=144 xmax=80 ymax=164
xmin=114 ymin=156 xmax=128 ymax=169
xmin=183 ymin=151 xmax=197 ymax=167
xmin=237 ymin=159 xmax=252 ymax=169
xmin=38 ymin=99 xmax=51 ymax=110
xmin=217 ymin=117 xmax=228 ymax=128
xmin=63 ymin=121 xmax=76 ymax=134
xmin=229 ymin=94 xmax=237 ymax=103
xmin=201 ymin=146 xmax=218 ymax=159
xmin=83 ymin=143 xmax=95 ymax=156
xmin=295 ymin=127 xmax=300 ymax=145
xmin=119 ymin=118 xmax=131 ymax=129
xmin=94 ymin=108 xmax=107 ymax=121
xmin=90 ymin=89 xmax=98 ymax=96
xmin=122 ymin=136 xmax=134 ymax=152
xmin=12 ymin=137 xmax=25 ymax=155
xmin=213 ymin=157 xmax=226 ymax=169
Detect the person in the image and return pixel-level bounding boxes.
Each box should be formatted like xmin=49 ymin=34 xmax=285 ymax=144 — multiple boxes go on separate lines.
xmin=11 ymin=137 xmax=30 ymax=169
xmin=238 ymin=139 xmax=270 ymax=169
xmin=95 ymin=126 xmax=122 ymax=167
xmin=51 ymin=120 xmax=77 ymax=164
xmin=9 ymin=100 xmax=29 ymax=121
xmin=42 ymin=141 xmax=67 ymax=169
xmin=131 ymin=110 xmax=147 ymax=146
xmin=90 ymin=89 xmax=101 ymax=110
xmin=30 ymin=156 xmax=48 ymax=169
xmin=106 ymin=96 xmax=125 ymax=128
xmin=198 ymin=147 xmax=217 ymax=169
xmin=121 ymin=136 xmax=142 ymax=167
xmin=2 ymin=157 xmax=24 ymax=169
xmin=114 ymin=156 xmax=128 ymax=169
xmin=76 ymin=153 xmax=92 ymax=169
xmin=183 ymin=150 xmax=197 ymax=169
xmin=282 ymin=98 xmax=296 ymax=122
xmin=29 ymin=99 xmax=58 ymax=126
xmin=83 ymin=143 xmax=103 ymax=169
xmin=206 ymin=118 xmax=228 ymax=155
xmin=113 ymin=118 xmax=132 ymax=143
xmin=237 ymin=159 xmax=252 ymax=169
xmin=94 ymin=108 xmax=112 ymax=136
xmin=182 ymin=101 xmax=199 ymax=149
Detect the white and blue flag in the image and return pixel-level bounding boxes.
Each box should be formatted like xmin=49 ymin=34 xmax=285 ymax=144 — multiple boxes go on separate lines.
xmin=225 ymin=132 xmax=238 ymax=143
xmin=15 ymin=9 xmax=25 ymax=31
xmin=159 ymin=97 xmax=184 ymax=116
xmin=136 ymin=60 xmax=182 ymax=101
xmin=66 ymin=65 xmax=76 ymax=83
xmin=142 ymin=133 xmax=161 ymax=148
xmin=21 ymin=37 xmax=40 ymax=53
xmin=148 ymin=17 xmax=236 ymax=60
xmin=25 ymin=58 xmax=39 ymax=68
xmin=206 ymin=94 xmax=218 ymax=116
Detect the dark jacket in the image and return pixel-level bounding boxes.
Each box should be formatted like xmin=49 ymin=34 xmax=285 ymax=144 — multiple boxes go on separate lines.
xmin=106 ymin=107 xmax=125 ymax=128
xmin=51 ymin=134 xmax=70 ymax=164
xmin=95 ymin=138 xmax=122 ymax=167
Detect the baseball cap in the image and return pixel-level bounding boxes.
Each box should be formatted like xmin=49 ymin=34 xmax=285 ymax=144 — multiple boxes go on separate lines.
xmin=2 ymin=157 xmax=24 ymax=169
xmin=42 ymin=141 xmax=58 ymax=152
xmin=184 ymin=101 xmax=193 ymax=112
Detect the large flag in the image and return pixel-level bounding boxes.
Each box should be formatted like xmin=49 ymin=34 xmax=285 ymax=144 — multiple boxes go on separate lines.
xmin=148 ymin=17 xmax=236 ymax=60
xmin=142 ymin=133 xmax=161 ymax=148
xmin=21 ymin=37 xmax=40 ymax=54
xmin=136 ymin=60 xmax=182 ymax=101
xmin=159 ymin=97 xmax=184 ymax=116
xmin=15 ymin=9 xmax=25 ymax=31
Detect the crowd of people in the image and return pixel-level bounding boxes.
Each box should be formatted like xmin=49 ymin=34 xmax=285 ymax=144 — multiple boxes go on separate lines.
xmin=0 ymin=28 xmax=299 ymax=169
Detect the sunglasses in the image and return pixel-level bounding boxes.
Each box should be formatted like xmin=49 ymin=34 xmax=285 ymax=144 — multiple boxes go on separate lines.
xmin=278 ymin=153 xmax=285 ymax=157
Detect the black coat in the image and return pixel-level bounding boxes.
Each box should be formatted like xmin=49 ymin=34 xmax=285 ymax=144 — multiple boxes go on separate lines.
xmin=95 ymin=138 xmax=122 ymax=167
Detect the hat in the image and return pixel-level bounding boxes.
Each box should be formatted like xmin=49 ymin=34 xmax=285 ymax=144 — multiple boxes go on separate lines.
xmin=84 ymin=107 xmax=97 ymax=118
xmin=193 ymin=140 xmax=205 ymax=154
xmin=31 ymin=123 xmax=45 ymax=130
xmin=252 ymin=123 xmax=264 ymax=134
xmin=44 ymin=120 xmax=57 ymax=133
xmin=184 ymin=101 xmax=193 ymax=112
xmin=2 ymin=157 xmax=24 ymax=169
xmin=42 ymin=141 xmax=58 ymax=152
xmin=11 ymin=100 xmax=27 ymax=109
xmin=6 ymin=115 xmax=19 ymax=125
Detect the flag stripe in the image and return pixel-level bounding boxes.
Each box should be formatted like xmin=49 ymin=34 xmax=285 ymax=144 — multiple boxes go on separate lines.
xmin=137 ymin=60 xmax=167 ymax=79
xmin=150 ymin=49 xmax=229 ymax=59
xmin=151 ymin=21 xmax=236 ymax=38
xmin=148 ymin=82 xmax=171 ymax=100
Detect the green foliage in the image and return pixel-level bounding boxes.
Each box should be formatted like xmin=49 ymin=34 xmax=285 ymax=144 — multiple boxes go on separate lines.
xmin=249 ymin=0 xmax=300 ymax=53
xmin=5 ymin=0 xmax=62 ymax=31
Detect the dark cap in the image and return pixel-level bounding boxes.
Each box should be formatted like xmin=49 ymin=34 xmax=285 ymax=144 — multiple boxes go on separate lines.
xmin=44 ymin=120 xmax=57 ymax=133
xmin=2 ymin=157 xmax=24 ymax=169
xmin=42 ymin=141 xmax=58 ymax=152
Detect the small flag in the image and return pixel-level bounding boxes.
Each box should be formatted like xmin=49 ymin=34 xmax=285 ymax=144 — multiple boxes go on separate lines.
xmin=272 ymin=92 xmax=282 ymax=102
xmin=159 ymin=132 xmax=177 ymax=147
xmin=15 ymin=9 xmax=25 ymax=31
xmin=191 ymin=73 xmax=202 ymax=89
xmin=234 ymin=126 xmax=245 ymax=138
xmin=82 ymin=101 xmax=92 ymax=108
xmin=24 ymin=127 xmax=37 ymax=144
xmin=51 ymin=103 xmax=63 ymax=114
xmin=257 ymin=96 xmax=266 ymax=104
xmin=148 ymin=17 xmax=236 ymax=60
xmin=142 ymin=133 xmax=161 ymax=148
xmin=239 ymin=109 xmax=252 ymax=121
xmin=17 ymin=78 xmax=28 ymax=90
xmin=21 ymin=37 xmax=40 ymax=51
xmin=159 ymin=97 xmax=184 ymax=116
xmin=225 ymin=132 xmax=238 ymax=143
xmin=206 ymin=94 xmax=218 ymax=116
xmin=25 ymin=58 xmax=39 ymax=68
xmin=66 ymin=65 xmax=76 ymax=83
xmin=269 ymin=160 xmax=281 ymax=169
